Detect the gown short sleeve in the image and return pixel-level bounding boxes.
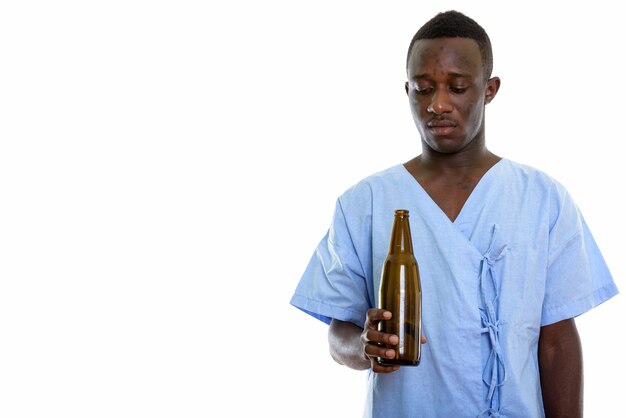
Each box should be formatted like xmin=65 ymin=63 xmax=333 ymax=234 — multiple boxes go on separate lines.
xmin=290 ymin=197 xmax=372 ymax=327
xmin=541 ymin=183 xmax=619 ymax=326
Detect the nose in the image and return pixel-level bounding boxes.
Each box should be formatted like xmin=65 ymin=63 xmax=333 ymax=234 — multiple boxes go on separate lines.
xmin=427 ymin=89 xmax=453 ymax=115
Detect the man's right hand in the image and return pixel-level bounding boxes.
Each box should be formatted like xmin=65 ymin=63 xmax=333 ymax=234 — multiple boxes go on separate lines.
xmin=362 ymin=308 xmax=426 ymax=374
xmin=328 ymin=311 xmax=425 ymax=373
xmin=362 ymin=309 xmax=401 ymax=373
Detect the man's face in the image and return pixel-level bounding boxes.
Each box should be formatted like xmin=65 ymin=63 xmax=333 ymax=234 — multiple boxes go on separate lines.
xmin=405 ymin=37 xmax=498 ymax=154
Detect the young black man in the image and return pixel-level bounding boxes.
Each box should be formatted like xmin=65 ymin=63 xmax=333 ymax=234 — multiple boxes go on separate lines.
xmin=290 ymin=10 xmax=618 ymax=418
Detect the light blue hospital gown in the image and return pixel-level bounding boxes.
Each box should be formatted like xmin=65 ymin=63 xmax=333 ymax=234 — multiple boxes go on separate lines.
xmin=290 ymin=158 xmax=618 ymax=418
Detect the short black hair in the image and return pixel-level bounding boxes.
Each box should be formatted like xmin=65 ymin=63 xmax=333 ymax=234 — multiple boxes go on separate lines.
xmin=406 ymin=10 xmax=493 ymax=80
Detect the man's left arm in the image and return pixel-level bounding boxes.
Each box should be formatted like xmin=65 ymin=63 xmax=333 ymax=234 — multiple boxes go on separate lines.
xmin=538 ymin=318 xmax=583 ymax=418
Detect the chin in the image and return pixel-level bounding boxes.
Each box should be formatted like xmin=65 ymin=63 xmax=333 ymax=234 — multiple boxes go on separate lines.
xmin=426 ymin=138 xmax=465 ymax=154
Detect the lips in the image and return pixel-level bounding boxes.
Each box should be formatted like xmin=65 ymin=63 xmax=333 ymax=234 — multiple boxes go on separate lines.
xmin=427 ymin=119 xmax=456 ymax=136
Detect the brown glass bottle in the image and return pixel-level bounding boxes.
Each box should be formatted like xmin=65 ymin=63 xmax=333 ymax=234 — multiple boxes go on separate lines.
xmin=377 ymin=209 xmax=422 ymax=367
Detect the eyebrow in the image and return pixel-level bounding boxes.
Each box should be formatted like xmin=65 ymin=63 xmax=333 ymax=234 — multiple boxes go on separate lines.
xmin=411 ymin=71 xmax=471 ymax=80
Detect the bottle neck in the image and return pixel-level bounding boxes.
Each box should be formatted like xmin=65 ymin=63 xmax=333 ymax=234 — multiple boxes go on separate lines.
xmin=388 ymin=212 xmax=414 ymax=255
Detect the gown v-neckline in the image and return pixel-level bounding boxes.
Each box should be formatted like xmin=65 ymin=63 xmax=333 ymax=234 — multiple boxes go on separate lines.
xmin=399 ymin=158 xmax=506 ymax=226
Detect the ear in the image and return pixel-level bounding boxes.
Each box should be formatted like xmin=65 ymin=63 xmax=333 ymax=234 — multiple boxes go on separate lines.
xmin=485 ymin=77 xmax=501 ymax=104
xmin=405 ymin=81 xmax=409 ymax=96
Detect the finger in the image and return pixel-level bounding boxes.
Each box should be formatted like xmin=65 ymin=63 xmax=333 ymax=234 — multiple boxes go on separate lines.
xmin=371 ymin=362 xmax=400 ymax=374
xmin=421 ymin=335 xmax=427 ymax=344
xmin=364 ymin=328 xmax=399 ymax=345
xmin=364 ymin=342 xmax=397 ymax=362
xmin=365 ymin=308 xmax=392 ymax=326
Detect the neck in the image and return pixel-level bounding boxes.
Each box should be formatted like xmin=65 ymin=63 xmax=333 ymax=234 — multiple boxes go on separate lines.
xmin=419 ymin=132 xmax=497 ymax=173
xmin=420 ymin=148 xmax=494 ymax=173
xmin=404 ymin=135 xmax=501 ymax=180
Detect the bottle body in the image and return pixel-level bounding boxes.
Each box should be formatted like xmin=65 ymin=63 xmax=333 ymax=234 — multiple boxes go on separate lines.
xmin=377 ymin=210 xmax=422 ymax=367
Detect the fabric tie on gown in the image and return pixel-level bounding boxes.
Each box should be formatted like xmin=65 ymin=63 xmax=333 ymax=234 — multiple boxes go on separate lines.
xmin=477 ymin=224 xmax=509 ymax=418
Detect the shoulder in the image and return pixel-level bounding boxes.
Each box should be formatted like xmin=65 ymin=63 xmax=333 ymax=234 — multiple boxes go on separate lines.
xmin=329 ymin=164 xmax=408 ymax=228
xmin=501 ymin=158 xmax=561 ymax=184
xmin=501 ymin=158 xmax=571 ymax=196
xmin=338 ymin=164 xmax=406 ymax=205
xmin=501 ymin=158 xmax=579 ymax=227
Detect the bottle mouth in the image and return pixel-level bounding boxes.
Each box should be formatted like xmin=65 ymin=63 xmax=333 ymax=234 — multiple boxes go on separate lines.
xmin=395 ymin=209 xmax=410 ymax=216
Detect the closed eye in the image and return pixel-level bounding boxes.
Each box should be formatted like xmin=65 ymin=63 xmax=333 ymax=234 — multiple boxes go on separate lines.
xmin=414 ymin=88 xmax=432 ymax=96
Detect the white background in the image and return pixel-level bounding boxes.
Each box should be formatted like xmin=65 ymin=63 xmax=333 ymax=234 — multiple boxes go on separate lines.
xmin=0 ymin=1 xmax=623 ymax=417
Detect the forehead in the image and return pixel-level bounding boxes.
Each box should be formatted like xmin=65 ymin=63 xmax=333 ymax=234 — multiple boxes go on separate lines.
xmin=407 ymin=37 xmax=483 ymax=78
